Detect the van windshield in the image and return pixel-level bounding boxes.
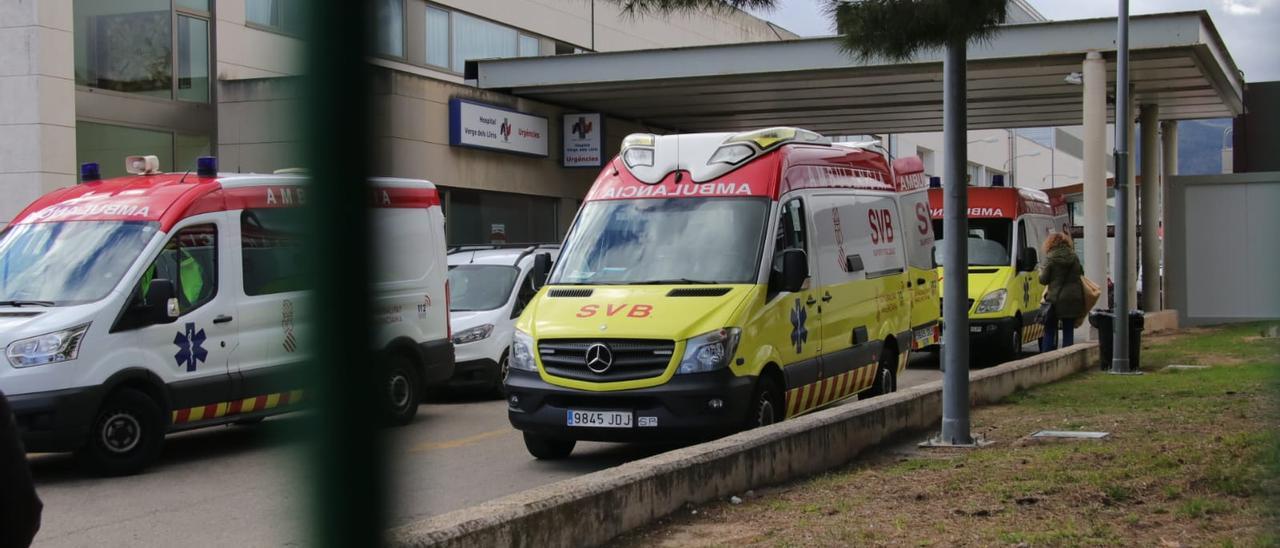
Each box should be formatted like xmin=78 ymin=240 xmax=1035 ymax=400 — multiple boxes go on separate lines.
xmin=0 ymin=221 xmax=159 ymax=306
xmin=932 ymin=218 xmax=1012 ymax=267
xmin=552 ymin=197 xmax=769 ymax=285
xmin=448 ymin=265 xmax=519 ymax=311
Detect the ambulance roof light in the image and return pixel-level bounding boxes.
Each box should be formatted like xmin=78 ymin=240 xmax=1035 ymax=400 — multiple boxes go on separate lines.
xmin=621 ymin=133 xmax=657 ymax=169
xmin=79 ymin=162 xmax=101 ymax=183
xmin=929 ymin=177 xmax=942 ymax=188
xmin=125 ymin=155 xmax=161 ymax=175
xmin=621 ymin=133 xmax=656 ymax=149
xmin=196 ymin=156 xmax=217 ymax=177
xmin=725 ymin=127 xmax=829 ymax=150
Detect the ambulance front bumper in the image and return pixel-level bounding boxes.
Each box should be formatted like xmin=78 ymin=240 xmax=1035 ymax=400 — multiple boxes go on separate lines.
xmin=8 ymin=385 xmax=103 ymax=453
xmin=505 ymin=368 xmax=754 ymax=442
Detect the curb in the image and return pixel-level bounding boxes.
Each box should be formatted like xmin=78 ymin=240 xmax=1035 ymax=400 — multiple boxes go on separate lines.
xmin=390 ymin=343 xmax=1100 ymax=547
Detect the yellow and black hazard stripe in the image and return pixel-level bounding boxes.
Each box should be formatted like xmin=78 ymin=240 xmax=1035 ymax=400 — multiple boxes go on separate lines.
xmin=170 ymin=389 xmax=304 ymax=425
xmin=1022 ymin=322 xmax=1046 ymax=346
xmin=785 ymin=364 xmax=878 ymax=418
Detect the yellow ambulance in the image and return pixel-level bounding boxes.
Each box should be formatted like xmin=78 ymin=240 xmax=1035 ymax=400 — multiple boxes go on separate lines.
xmin=504 ymin=128 xmax=940 ymax=458
xmin=927 ymin=186 xmax=1070 ymax=361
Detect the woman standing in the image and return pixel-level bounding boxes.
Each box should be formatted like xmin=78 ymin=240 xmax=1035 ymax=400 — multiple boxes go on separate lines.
xmin=1039 ymin=233 xmax=1085 ymax=350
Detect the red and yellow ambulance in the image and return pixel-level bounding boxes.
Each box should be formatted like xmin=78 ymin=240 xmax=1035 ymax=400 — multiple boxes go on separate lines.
xmin=504 ymin=128 xmax=940 ymax=459
xmin=927 ymin=186 xmax=1069 ymax=360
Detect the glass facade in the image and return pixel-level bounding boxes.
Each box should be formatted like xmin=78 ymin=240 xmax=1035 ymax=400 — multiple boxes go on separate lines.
xmin=443 ymin=188 xmax=559 ymax=245
xmin=73 ymin=0 xmax=212 ymax=102
xmin=247 ymin=0 xmax=305 ymax=35
xmin=418 ymin=4 xmax=547 ymax=73
xmin=425 ymin=6 xmax=450 ymax=68
xmin=73 ymin=0 xmax=173 ymax=98
xmin=177 ymin=16 xmax=210 ymax=102
xmin=76 ymin=122 xmax=210 ymax=179
xmin=376 ymin=0 xmax=405 ymax=57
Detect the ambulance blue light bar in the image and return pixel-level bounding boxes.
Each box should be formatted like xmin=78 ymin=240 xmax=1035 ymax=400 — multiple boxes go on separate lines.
xmin=197 ymin=156 xmax=218 ymax=177
xmin=79 ymin=162 xmax=101 ymax=183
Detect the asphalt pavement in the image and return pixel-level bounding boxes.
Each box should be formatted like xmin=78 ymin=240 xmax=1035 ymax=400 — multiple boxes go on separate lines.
xmin=27 ymin=355 xmax=947 ymax=546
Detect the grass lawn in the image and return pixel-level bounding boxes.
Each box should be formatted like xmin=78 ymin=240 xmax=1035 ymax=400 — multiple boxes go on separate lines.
xmin=617 ymin=323 xmax=1280 ymax=547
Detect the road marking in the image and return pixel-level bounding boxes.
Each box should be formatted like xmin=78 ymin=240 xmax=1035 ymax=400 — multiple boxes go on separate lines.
xmin=409 ymin=428 xmax=512 ymax=453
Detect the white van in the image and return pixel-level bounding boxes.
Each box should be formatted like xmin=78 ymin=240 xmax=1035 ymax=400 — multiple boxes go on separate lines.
xmin=0 ymin=157 xmax=452 ymax=474
xmin=445 ymin=244 xmax=556 ymax=395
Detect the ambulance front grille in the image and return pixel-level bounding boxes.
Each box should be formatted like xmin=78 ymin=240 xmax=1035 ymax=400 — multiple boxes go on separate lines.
xmin=538 ymin=338 xmax=674 ymax=382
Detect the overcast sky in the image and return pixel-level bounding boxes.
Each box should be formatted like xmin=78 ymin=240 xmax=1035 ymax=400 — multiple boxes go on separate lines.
xmin=746 ymin=0 xmax=1280 ymax=82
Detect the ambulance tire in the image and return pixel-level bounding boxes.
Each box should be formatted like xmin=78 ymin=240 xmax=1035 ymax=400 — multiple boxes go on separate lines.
xmin=1001 ymin=320 xmax=1024 ymax=363
xmin=383 ymin=353 xmax=421 ymax=426
xmin=523 ymin=432 xmax=575 ymax=460
xmin=865 ymin=348 xmax=898 ymax=398
xmin=746 ymin=375 xmax=783 ymax=429
xmin=78 ymin=388 xmax=164 ymax=476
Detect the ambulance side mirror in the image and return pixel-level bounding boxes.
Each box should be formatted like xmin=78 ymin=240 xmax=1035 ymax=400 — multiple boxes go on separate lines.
xmin=779 ymin=249 xmax=809 ymax=293
xmin=145 ymin=278 xmax=179 ymax=325
xmin=530 ymin=253 xmax=552 ymax=290
xmin=1017 ymin=248 xmax=1038 ymax=272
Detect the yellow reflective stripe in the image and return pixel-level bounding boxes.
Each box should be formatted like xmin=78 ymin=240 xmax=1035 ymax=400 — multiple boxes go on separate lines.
xmin=265 ymin=393 xmax=281 ymax=409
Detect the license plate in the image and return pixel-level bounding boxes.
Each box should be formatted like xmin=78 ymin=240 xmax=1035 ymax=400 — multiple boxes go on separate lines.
xmin=567 ymin=409 xmax=633 ymax=428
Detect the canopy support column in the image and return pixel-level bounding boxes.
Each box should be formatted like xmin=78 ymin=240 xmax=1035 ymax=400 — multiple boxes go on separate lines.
xmin=1082 ymin=50 xmax=1109 ymax=335
xmin=1140 ymin=104 xmax=1161 ymax=311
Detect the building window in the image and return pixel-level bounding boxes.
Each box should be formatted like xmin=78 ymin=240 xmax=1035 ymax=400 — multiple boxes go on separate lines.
xmin=177 ymin=16 xmax=210 ymax=103
xmin=518 ymin=34 xmax=540 ymax=57
xmin=76 ymin=122 xmax=211 ymax=179
xmin=246 ymin=0 xmax=305 ymax=35
xmin=73 ymin=0 xmax=212 ymax=102
xmin=443 ymin=188 xmax=559 ymax=245
xmin=425 ymin=6 xmax=450 ymax=68
xmin=375 ymin=0 xmax=405 ymax=58
xmin=451 ymin=12 xmax=518 ymax=72
xmin=74 ymin=0 xmax=173 ymax=98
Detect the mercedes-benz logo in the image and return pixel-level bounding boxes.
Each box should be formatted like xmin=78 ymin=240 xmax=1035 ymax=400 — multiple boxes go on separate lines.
xmin=584 ymin=343 xmax=613 ymax=374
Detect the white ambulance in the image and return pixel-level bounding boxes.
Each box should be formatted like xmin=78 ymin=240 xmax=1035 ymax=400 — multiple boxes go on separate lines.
xmin=0 ymin=156 xmax=452 ymax=475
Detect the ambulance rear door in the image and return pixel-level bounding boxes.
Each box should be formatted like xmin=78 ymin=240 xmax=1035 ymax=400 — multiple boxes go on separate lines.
xmin=896 ymin=188 xmax=941 ymax=347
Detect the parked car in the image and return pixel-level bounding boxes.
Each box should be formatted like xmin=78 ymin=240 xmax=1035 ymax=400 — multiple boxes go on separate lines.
xmin=446 ymin=244 xmax=557 ymax=396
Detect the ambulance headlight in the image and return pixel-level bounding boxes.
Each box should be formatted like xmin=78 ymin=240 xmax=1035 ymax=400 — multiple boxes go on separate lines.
xmin=975 ymin=289 xmax=1007 ymax=314
xmin=708 ymin=144 xmax=755 ymax=166
xmin=452 ymin=324 xmax=494 ymax=345
xmin=622 ymin=147 xmax=654 ymax=168
xmin=7 ymin=324 xmax=90 ymax=368
xmin=677 ymin=328 xmax=741 ymax=375
xmin=510 ymin=329 xmax=537 ymax=372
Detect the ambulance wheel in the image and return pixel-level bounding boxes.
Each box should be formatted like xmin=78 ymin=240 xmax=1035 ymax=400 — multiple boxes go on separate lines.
xmin=78 ymin=388 xmax=164 ymax=476
xmin=866 ymin=349 xmax=898 ymax=398
xmin=1001 ymin=320 xmax=1024 ymax=362
xmin=746 ymin=375 xmax=783 ymax=429
xmin=383 ymin=353 xmax=420 ymax=426
xmin=523 ymin=432 xmax=575 ymax=460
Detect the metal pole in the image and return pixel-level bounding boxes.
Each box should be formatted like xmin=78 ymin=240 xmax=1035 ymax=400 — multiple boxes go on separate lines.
xmin=940 ymin=35 xmax=973 ymax=445
xmin=305 ymin=0 xmax=385 ymax=544
xmin=1112 ymin=0 xmax=1133 ymax=373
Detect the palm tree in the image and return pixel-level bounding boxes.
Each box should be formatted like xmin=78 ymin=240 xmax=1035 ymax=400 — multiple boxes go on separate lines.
xmin=608 ymin=0 xmax=1008 ymax=446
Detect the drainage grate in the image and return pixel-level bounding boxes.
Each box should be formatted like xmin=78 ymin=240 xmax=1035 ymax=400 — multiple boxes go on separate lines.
xmin=1030 ymin=430 xmax=1110 ymax=439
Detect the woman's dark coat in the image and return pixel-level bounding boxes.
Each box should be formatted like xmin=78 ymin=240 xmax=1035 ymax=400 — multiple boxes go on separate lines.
xmin=1039 ymin=245 xmax=1086 ymax=319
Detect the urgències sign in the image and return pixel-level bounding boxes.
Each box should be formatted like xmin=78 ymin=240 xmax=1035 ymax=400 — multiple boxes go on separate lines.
xmin=562 ymin=113 xmax=603 ymax=168
xmin=449 ymin=98 xmax=548 ymax=157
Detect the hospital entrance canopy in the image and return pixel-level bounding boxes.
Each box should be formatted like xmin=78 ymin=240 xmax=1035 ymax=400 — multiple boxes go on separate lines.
xmin=466 ymin=11 xmax=1243 ymax=135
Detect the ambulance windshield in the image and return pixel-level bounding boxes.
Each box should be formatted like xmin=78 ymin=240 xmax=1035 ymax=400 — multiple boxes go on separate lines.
xmin=0 ymin=221 xmax=158 ymax=306
xmin=552 ymin=197 xmax=769 ymax=285
xmin=932 ymin=218 xmax=1012 ymax=267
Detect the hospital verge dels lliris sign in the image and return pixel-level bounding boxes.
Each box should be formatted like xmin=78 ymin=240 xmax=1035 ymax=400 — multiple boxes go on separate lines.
xmin=448 ymin=98 xmax=548 ymax=157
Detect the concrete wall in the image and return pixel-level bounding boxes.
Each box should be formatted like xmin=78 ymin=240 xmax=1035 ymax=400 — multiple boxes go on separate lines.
xmin=1166 ymin=171 xmax=1280 ymax=325
xmin=216 ymin=77 xmax=303 ymax=173
xmin=0 ymin=0 xmax=77 ymax=222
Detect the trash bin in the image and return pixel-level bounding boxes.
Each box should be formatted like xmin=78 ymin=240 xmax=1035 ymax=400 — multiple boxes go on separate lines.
xmin=1089 ymin=309 xmax=1145 ymax=371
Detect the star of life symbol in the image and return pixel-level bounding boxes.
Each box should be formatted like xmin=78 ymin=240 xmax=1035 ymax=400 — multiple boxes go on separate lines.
xmin=174 ymin=322 xmax=207 ymax=372
xmin=790 ymin=298 xmax=808 ymax=353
